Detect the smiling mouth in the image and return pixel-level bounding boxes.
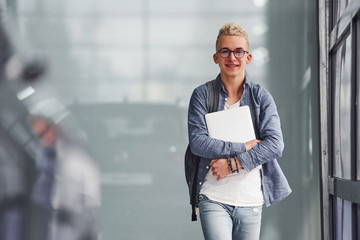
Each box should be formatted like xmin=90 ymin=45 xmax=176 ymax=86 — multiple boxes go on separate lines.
xmin=226 ymin=64 xmax=239 ymax=67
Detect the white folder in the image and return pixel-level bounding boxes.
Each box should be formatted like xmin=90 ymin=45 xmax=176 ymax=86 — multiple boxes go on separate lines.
xmin=205 ymin=105 xmax=255 ymax=142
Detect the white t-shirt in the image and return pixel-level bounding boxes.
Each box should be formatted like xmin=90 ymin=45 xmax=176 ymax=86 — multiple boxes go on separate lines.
xmin=199 ymin=100 xmax=264 ymax=206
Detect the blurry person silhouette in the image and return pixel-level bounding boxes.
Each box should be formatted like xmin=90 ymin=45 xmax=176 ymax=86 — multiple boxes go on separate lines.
xmin=29 ymin=115 xmax=57 ymax=240
xmin=0 ymin=16 xmax=99 ymax=239
xmin=29 ymin=115 xmax=101 ymax=240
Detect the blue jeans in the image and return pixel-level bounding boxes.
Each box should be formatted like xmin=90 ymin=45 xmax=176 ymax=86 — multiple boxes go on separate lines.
xmin=198 ymin=194 xmax=262 ymax=240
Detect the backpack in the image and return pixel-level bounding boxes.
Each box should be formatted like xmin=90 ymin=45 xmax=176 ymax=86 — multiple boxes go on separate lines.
xmin=185 ymin=79 xmax=219 ymax=221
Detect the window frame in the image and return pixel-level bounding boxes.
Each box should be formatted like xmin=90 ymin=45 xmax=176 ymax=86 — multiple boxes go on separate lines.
xmin=319 ymin=0 xmax=360 ymax=239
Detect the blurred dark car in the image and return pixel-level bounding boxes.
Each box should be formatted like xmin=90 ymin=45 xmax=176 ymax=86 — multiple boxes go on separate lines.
xmin=68 ymin=101 xmax=189 ymax=239
xmin=69 ymin=102 xmax=187 ymax=176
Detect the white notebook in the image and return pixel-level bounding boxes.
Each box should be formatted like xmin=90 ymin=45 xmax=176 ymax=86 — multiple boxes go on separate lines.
xmin=205 ymin=106 xmax=255 ymax=142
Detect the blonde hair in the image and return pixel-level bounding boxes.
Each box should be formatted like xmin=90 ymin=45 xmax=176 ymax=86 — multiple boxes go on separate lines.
xmin=216 ymin=23 xmax=249 ymax=50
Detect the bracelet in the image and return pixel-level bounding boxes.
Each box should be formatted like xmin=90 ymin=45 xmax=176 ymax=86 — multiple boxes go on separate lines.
xmin=227 ymin=157 xmax=233 ymax=173
xmin=234 ymin=157 xmax=240 ymax=173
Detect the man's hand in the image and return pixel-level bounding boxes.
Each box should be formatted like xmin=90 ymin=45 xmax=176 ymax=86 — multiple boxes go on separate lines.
xmin=210 ymin=139 xmax=261 ymax=181
xmin=210 ymin=158 xmax=230 ymax=181
xmin=245 ymin=139 xmax=262 ymax=151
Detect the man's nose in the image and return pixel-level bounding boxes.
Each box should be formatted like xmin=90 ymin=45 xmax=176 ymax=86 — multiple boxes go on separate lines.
xmin=229 ymin=51 xmax=237 ymax=60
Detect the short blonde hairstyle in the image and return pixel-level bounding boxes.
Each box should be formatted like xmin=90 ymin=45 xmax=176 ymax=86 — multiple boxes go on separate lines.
xmin=216 ymin=23 xmax=249 ymax=50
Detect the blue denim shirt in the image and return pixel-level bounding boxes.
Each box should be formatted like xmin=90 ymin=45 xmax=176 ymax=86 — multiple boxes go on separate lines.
xmin=188 ymin=74 xmax=291 ymax=207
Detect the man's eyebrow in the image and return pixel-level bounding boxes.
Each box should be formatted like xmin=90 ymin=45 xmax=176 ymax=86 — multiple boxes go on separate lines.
xmin=220 ymin=47 xmax=245 ymax=50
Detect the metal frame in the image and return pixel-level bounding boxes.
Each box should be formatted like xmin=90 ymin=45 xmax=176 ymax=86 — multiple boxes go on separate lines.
xmin=319 ymin=0 xmax=330 ymax=239
xmin=319 ymin=0 xmax=360 ymax=239
xmin=328 ymin=177 xmax=360 ymax=204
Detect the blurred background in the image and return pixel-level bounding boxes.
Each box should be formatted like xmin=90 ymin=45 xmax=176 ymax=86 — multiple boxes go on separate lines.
xmin=0 ymin=0 xmax=320 ymax=239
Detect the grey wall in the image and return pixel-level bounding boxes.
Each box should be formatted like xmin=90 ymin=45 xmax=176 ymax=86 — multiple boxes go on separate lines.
xmin=263 ymin=0 xmax=321 ymax=239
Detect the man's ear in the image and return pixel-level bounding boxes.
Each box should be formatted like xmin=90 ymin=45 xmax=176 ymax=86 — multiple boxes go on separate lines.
xmin=213 ymin=53 xmax=218 ymax=64
xmin=246 ymin=53 xmax=252 ymax=64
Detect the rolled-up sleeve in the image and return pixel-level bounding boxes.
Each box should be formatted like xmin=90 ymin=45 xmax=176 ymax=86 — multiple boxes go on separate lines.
xmin=236 ymin=88 xmax=284 ymax=172
xmin=188 ymin=86 xmax=246 ymax=159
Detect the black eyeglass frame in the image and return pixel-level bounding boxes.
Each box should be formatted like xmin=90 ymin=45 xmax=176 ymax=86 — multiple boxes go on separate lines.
xmin=216 ymin=48 xmax=249 ymax=59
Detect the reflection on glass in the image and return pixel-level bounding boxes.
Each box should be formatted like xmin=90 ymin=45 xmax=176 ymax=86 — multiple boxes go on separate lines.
xmin=333 ymin=0 xmax=350 ymax=26
xmin=358 ymin=204 xmax=360 ymax=237
xmin=333 ymin=34 xmax=352 ymax=180
xmin=334 ymin=197 xmax=352 ymax=240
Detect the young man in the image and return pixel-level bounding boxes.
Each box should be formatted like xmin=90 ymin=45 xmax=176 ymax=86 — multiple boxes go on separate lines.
xmin=187 ymin=23 xmax=291 ymax=240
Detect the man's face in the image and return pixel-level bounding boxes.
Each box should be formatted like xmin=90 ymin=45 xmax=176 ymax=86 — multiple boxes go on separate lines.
xmin=213 ymin=35 xmax=252 ymax=78
xmin=32 ymin=119 xmax=57 ymax=145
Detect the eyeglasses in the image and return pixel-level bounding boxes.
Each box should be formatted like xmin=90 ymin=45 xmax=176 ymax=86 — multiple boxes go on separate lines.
xmin=216 ymin=48 xmax=249 ymax=59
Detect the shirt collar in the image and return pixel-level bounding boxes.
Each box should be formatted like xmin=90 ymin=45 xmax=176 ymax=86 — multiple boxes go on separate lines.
xmin=216 ymin=73 xmax=250 ymax=93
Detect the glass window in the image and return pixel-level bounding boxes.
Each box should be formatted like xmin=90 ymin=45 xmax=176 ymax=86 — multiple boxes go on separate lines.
xmin=358 ymin=204 xmax=360 ymax=239
xmin=322 ymin=0 xmax=360 ymax=239
xmin=332 ymin=33 xmax=352 ymax=180
xmin=333 ymin=197 xmax=353 ymax=240
xmin=332 ymin=0 xmax=350 ymax=27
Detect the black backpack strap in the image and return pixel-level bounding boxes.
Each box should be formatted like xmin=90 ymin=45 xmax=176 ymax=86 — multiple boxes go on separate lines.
xmin=185 ymin=144 xmax=201 ymax=221
xmin=188 ymin=142 xmax=201 ymax=221
xmin=206 ymin=79 xmax=220 ymax=113
xmin=189 ymin=79 xmax=220 ymax=221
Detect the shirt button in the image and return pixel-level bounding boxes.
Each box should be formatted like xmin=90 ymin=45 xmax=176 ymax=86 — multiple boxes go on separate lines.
xmin=206 ymin=166 xmax=209 ymax=169
xmin=199 ymin=182 xmax=202 ymax=185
